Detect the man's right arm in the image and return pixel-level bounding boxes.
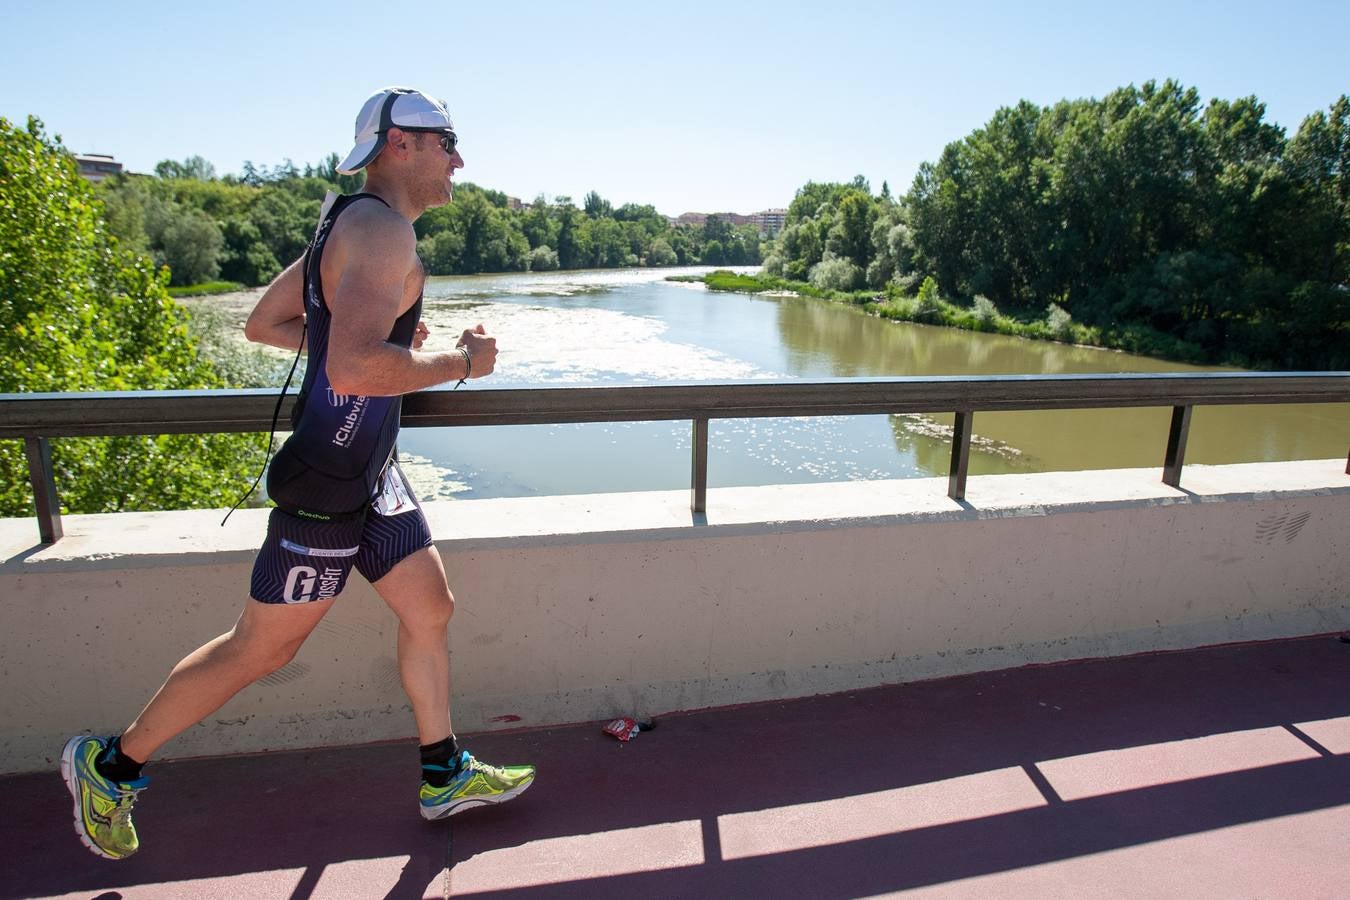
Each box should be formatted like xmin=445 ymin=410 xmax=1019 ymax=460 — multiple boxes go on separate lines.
xmin=325 ymin=206 xmax=496 ymax=397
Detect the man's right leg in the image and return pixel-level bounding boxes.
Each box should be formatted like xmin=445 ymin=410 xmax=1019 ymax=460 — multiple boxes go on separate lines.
xmin=120 ymin=596 xmax=335 ymax=761
xmin=63 ymin=596 xmax=334 ymax=859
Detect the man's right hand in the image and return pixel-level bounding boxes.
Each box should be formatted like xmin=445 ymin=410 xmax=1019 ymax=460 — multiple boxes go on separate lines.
xmin=457 ymin=324 xmax=498 ymax=378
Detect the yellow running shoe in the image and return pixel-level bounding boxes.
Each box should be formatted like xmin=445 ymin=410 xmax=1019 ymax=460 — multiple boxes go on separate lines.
xmin=60 ymin=735 xmax=148 ymax=860
xmin=419 ymin=750 xmax=535 ymax=820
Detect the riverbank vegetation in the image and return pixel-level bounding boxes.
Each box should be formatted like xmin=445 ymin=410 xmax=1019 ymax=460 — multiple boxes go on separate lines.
xmin=685 ymin=270 xmax=1201 ymax=361
xmin=0 ymin=117 xmax=259 ymax=517
xmin=755 ymin=82 xmax=1347 ymax=371
xmin=167 ymin=280 xmax=246 ymax=297
xmin=93 ymin=156 xmax=764 ymax=287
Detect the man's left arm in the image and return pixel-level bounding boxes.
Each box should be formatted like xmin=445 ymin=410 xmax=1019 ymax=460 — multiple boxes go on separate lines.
xmin=243 ymin=255 xmax=307 ymax=350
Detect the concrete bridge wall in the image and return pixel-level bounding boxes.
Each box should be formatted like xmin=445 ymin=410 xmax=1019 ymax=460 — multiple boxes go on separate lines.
xmin=2 ymin=460 xmax=1347 ymax=774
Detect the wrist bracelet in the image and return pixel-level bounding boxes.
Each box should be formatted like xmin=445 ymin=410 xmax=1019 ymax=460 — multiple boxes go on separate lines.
xmin=458 ymin=346 xmax=472 ymax=380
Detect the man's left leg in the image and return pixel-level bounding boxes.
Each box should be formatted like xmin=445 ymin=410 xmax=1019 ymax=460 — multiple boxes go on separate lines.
xmin=365 ymin=537 xmax=534 ymax=819
xmin=368 ymin=545 xmax=455 ymax=744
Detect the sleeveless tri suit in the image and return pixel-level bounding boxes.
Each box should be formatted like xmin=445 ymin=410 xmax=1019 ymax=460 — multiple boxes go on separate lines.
xmin=250 ymin=193 xmax=433 ymax=605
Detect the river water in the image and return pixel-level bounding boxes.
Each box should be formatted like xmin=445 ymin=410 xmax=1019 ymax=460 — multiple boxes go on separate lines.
xmin=391 ymin=267 xmax=1347 ymax=500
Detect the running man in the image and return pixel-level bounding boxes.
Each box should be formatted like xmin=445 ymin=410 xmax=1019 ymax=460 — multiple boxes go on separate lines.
xmin=61 ymin=87 xmax=534 ymax=860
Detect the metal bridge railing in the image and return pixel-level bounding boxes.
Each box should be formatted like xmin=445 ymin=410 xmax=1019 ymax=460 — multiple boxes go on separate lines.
xmin=3 ymin=372 xmax=1348 ymax=544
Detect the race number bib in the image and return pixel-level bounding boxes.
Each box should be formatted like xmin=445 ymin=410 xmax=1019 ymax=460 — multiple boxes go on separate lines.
xmin=373 ymin=467 xmax=417 ymax=516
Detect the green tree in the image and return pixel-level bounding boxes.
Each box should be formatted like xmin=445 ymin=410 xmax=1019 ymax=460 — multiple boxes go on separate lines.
xmin=158 ymin=204 xmax=225 ymax=284
xmin=703 ymin=214 xmax=734 ymax=247
xmin=154 ymin=155 xmax=217 ymax=181
xmin=777 ymin=217 xmax=825 ymax=279
xmin=417 ymin=229 xmax=466 ymax=275
xmin=1198 ymin=95 xmax=1287 ymax=261
xmin=589 ymin=218 xmax=629 ymax=267
xmin=614 ymin=202 xmax=666 ymax=232
xmin=914 ymin=275 xmax=943 ymax=320
xmin=556 ymin=203 xmax=590 ymax=269
xmin=787 ymin=180 xmax=857 ymax=225
xmin=809 ymin=254 xmax=861 ymax=292
xmin=465 ymin=192 xmax=528 ymax=273
xmin=866 ymin=205 xmax=915 ymax=288
xmin=95 ymin=175 xmax=150 ymax=254
xmin=902 ymin=82 xmax=1347 ymax=367
xmin=529 ymin=245 xmax=560 ymax=271
xmin=239 ymin=160 xmax=264 ymax=187
xmin=124 ymin=172 xmax=265 ymax=286
xmin=584 ymin=190 xmax=613 ymax=219
xmin=247 ymin=188 xmax=317 ymax=267
xmin=1281 ymin=96 xmax=1349 ymax=285
xmin=1270 ymin=96 xmax=1350 ymax=366
xmin=142 ymin=194 xmax=225 ymax=285
xmin=645 ymin=238 xmax=677 ymax=267
xmin=219 ymin=216 xmax=280 ymax=285
xmin=669 ymin=227 xmax=695 ymax=264
xmin=521 ymin=196 xmax=559 ymax=249
xmin=304 ymin=152 xmax=365 ymax=194
xmin=826 ymin=191 xmax=877 ymax=271
xmin=0 ymin=116 xmax=259 ymax=516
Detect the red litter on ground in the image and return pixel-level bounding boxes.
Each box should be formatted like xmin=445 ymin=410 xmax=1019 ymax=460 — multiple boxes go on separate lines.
xmin=602 ymin=718 xmax=655 ymax=742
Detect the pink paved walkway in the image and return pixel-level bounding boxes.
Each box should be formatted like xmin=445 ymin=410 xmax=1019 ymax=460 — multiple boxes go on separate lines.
xmin=3 ymin=637 xmax=1348 ymax=898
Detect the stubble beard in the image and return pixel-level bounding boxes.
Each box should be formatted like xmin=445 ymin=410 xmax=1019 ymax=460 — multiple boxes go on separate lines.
xmin=425 ymin=169 xmax=454 ymax=209
xmin=412 ymin=173 xmax=452 ymax=214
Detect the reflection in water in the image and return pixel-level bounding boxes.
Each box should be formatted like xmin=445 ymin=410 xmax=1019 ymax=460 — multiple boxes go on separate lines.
xmin=771 ymin=294 xmax=1158 ymax=377
xmin=368 ymin=269 xmax=1347 ymax=500
xmin=772 ymin=294 xmax=1348 ymax=473
xmin=889 ymin=415 xmax=1029 ymax=478
xmin=778 ymin=293 xmax=1142 ymax=375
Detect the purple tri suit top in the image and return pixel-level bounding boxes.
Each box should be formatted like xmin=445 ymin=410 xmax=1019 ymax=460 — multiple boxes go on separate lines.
xmin=266 ymin=193 xmax=423 ymax=520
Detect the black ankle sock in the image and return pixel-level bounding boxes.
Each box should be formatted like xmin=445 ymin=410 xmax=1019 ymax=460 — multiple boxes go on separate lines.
xmin=419 ymin=735 xmax=460 ymax=787
xmin=94 ymin=736 xmax=145 ymax=783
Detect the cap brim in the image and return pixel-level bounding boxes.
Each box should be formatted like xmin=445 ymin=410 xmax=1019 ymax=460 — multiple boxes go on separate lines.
xmin=335 ymin=135 xmax=384 ymax=175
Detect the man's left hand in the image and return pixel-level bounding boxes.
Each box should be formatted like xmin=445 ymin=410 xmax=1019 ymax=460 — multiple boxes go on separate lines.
xmin=413 ymin=320 xmax=430 ymax=350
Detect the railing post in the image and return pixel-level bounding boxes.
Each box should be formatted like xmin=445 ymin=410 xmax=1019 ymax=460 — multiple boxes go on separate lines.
xmin=1163 ymin=405 xmax=1192 ymax=488
xmin=948 ymin=410 xmax=973 ymax=501
xmin=691 ymin=417 xmax=708 ymax=515
xmin=24 ymin=436 xmax=63 ymax=543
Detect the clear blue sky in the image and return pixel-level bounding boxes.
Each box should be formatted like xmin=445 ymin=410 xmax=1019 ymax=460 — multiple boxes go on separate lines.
xmin=3 ymin=0 xmax=1346 ymax=216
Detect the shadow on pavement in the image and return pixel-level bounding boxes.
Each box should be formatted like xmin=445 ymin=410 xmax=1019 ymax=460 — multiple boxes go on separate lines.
xmin=3 ymin=637 xmax=1347 ymax=898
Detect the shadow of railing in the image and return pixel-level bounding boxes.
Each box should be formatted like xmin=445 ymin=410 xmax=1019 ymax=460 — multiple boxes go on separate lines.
xmin=443 ymin=637 xmax=1350 ymax=897
xmin=4 ymin=637 xmax=1345 ymax=898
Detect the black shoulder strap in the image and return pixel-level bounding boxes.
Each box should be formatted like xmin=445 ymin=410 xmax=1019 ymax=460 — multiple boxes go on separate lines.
xmin=220 ymin=314 xmax=307 ymax=527
xmin=220 ymin=191 xmax=393 ymax=526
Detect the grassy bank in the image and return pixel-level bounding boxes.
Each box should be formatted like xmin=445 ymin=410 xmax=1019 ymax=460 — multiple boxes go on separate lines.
xmin=168 ymin=281 xmax=247 ymax=298
xmin=671 ymin=271 xmax=1212 ymax=364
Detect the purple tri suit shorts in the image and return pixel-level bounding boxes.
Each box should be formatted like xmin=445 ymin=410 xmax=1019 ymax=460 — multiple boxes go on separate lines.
xmin=250 ymin=461 xmax=433 ymax=604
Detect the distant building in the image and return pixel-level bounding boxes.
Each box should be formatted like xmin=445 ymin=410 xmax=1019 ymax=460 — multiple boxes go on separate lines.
xmin=505 ymin=195 xmax=523 ymax=210
xmin=752 ymin=208 xmax=788 ymax=236
xmin=74 ymin=154 xmax=123 ymax=183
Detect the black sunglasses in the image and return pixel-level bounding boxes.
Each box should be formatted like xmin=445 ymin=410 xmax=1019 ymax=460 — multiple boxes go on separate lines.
xmin=396 ymin=127 xmax=458 ymax=155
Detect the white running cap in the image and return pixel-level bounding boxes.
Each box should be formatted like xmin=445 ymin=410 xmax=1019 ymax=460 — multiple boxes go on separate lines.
xmin=335 ymin=87 xmax=454 ymax=175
